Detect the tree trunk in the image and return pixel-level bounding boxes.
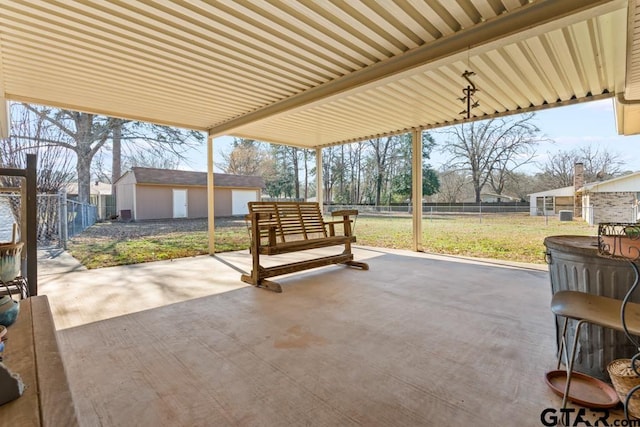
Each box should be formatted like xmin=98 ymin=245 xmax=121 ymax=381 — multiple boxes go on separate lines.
xmin=111 ymin=121 xmax=122 ymax=198
xmin=76 ymin=150 xmax=92 ymax=205
xmin=75 ymin=114 xmax=95 ymax=205
xmin=376 ymin=174 xmax=383 ymax=206
xmin=303 ymin=150 xmax=308 ymax=201
xmin=291 ymin=148 xmax=300 ymax=199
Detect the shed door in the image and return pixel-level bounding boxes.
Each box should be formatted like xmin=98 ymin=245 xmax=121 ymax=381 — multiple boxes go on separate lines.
xmin=232 ymin=190 xmax=256 ymax=215
xmin=173 ymin=189 xmax=188 ymax=218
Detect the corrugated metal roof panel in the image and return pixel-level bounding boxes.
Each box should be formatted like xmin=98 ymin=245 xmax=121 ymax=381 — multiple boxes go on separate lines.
xmin=0 ymin=0 xmax=635 ymax=145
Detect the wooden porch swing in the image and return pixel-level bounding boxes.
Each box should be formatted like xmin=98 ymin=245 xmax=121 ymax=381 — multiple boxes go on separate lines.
xmin=241 ymin=201 xmax=368 ymax=292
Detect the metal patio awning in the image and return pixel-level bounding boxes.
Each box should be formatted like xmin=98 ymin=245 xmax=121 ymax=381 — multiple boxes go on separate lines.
xmin=1 ymin=0 xmax=640 ymax=146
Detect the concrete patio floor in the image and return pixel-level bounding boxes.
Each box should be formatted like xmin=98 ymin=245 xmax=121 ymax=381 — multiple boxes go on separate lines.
xmin=36 ymin=246 xmax=628 ymax=426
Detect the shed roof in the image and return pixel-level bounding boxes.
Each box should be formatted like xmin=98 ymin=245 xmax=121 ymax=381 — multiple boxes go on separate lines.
xmin=123 ymin=167 xmax=264 ymax=189
xmin=2 ymin=0 xmax=640 ymax=145
xmin=529 ymin=186 xmax=575 ymax=198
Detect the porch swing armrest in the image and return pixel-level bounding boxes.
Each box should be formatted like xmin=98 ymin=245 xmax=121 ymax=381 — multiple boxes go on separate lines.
xmin=330 ymin=209 xmax=359 ymax=217
xmin=326 ymin=210 xmax=358 ymax=237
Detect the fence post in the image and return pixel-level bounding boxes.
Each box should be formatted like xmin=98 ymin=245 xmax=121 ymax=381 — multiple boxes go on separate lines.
xmin=59 ymin=190 xmax=68 ymax=249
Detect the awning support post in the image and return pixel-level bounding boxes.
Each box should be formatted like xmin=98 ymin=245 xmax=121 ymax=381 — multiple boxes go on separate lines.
xmin=207 ymin=135 xmax=215 ymax=255
xmin=412 ymin=129 xmax=423 ymax=252
xmin=316 ymin=147 xmax=323 ymax=213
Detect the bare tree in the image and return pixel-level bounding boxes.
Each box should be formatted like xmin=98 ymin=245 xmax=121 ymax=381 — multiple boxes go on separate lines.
xmin=301 ymin=149 xmax=315 ymax=200
xmin=577 ymin=145 xmax=625 ymax=181
xmin=436 ymin=169 xmax=470 ymax=203
xmin=1 ymin=104 xmax=76 ymax=241
xmin=220 ymin=138 xmax=272 ymax=176
xmin=499 ymin=171 xmax=532 ymax=202
xmin=2 ymin=104 xmax=75 ymax=192
xmin=439 ymin=113 xmax=541 ymax=202
xmin=345 ymin=142 xmax=365 ymax=203
xmin=122 ymin=150 xmax=182 ymax=170
xmin=368 ymin=136 xmax=399 ymax=206
xmin=537 ymin=144 xmax=625 ymax=188
xmin=538 ymin=150 xmax=575 ymax=188
xmin=288 ymin=146 xmax=301 ymax=199
xmin=322 ymin=146 xmax=341 ymax=204
xmin=15 ymin=104 xmax=204 ymax=204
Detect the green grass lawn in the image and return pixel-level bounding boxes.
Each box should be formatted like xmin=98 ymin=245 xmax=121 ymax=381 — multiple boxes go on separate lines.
xmin=354 ymin=214 xmax=594 ymax=264
xmin=68 ymin=214 xmax=595 ymax=268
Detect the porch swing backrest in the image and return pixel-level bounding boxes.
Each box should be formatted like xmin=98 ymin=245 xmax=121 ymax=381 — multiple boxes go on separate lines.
xmin=246 ymin=202 xmax=356 ymax=255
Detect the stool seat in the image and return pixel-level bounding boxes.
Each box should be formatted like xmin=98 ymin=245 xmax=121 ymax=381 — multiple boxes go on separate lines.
xmin=551 ymin=290 xmax=640 ymax=336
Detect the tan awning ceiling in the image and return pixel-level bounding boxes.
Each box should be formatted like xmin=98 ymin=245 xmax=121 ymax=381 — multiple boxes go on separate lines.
xmin=0 ymin=0 xmax=638 ymax=147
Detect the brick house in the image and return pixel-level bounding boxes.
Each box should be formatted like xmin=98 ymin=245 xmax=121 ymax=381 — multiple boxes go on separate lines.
xmin=529 ymin=165 xmax=640 ymax=225
xmin=114 ymin=167 xmax=264 ymax=221
xmin=579 ymin=172 xmax=640 ymax=225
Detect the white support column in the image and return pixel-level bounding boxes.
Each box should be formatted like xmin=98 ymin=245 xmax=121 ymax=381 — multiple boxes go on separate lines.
xmin=207 ymin=135 xmax=215 ymax=255
xmin=412 ymin=129 xmax=423 ymax=252
xmin=316 ymin=147 xmax=323 ymax=213
xmin=0 ymin=97 xmax=9 ymax=140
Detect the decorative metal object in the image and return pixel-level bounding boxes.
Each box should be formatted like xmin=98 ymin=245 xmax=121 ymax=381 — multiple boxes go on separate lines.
xmin=459 ymin=70 xmax=479 ymax=119
xmin=598 ymin=222 xmax=640 ymax=420
xmin=598 ymin=223 xmax=640 ymax=262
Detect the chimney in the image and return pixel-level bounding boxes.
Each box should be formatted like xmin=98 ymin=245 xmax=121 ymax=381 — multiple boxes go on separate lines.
xmin=574 ymin=162 xmax=584 ymax=218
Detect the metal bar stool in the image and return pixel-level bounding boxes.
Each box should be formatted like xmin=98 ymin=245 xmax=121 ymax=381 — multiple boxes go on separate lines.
xmin=551 ymin=290 xmax=640 ymax=410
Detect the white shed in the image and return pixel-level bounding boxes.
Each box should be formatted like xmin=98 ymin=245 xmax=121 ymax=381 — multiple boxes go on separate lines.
xmin=529 ymin=186 xmax=575 ymax=216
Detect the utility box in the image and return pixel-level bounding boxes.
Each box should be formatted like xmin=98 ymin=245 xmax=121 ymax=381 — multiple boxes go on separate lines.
xmin=120 ymin=209 xmax=132 ymax=221
xmin=558 ymin=210 xmax=573 ymax=221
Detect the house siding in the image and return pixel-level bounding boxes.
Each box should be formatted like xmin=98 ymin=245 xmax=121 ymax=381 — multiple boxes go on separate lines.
xmin=588 ymin=192 xmax=636 ymax=225
xmin=132 ymin=185 xmax=236 ymax=219
xmin=136 ymin=186 xmax=173 ymax=220
xmin=116 ymin=172 xmax=136 ymax=219
xmin=186 ymin=187 xmax=232 ymax=217
xmin=215 ymin=188 xmax=232 ymax=217
xmin=114 ymin=169 xmax=263 ymax=220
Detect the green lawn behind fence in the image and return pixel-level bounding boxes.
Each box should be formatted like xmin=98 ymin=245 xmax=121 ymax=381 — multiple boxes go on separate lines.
xmin=68 ymin=214 xmax=595 ymax=269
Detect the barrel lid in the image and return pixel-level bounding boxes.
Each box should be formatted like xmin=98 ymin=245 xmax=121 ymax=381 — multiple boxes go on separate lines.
xmin=543 ymin=235 xmax=599 ymax=255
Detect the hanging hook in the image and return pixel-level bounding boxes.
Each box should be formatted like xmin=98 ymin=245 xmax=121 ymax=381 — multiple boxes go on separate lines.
xmin=462 ymin=70 xmax=477 ymax=93
xmin=459 ymin=70 xmax=480 ymax=118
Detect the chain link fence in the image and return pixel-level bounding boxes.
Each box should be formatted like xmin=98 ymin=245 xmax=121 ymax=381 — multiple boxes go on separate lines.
xmin=326 ymin=203 xmax=530 ymax=215
xmin=0 ymin=192 xmax=97 ymax=247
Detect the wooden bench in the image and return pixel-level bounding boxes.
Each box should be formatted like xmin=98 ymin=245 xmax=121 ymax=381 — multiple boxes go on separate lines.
xmin=241 ymin=202 xmax=368 ymax=292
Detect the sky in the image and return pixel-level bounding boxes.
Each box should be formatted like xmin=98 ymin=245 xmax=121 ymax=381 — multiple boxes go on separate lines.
xmin=183 ymin=98 xmax=640 ymax=175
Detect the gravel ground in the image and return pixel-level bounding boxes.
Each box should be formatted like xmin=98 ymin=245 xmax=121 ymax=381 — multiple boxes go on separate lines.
xmin=71 ymin=217 xmax=247 ymax=242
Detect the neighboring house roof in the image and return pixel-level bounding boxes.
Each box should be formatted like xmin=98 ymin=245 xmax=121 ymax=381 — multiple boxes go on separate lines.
xmin=481 ymin=192 xmax=519 ymax=201
xmin=116 ymin=167 xmax=264 ymax=189
xmin=66 ymin=182 xmax=113 ymax=196
xmin=529 ymin=186 xmax=575 ymax=198
xmin=461 ymin=192 xmax=520 ymax=203
xmin=580 ymin=171 xmax=640 ymax=193
xmin=528 ymin=172 xmax=640 ymax=198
